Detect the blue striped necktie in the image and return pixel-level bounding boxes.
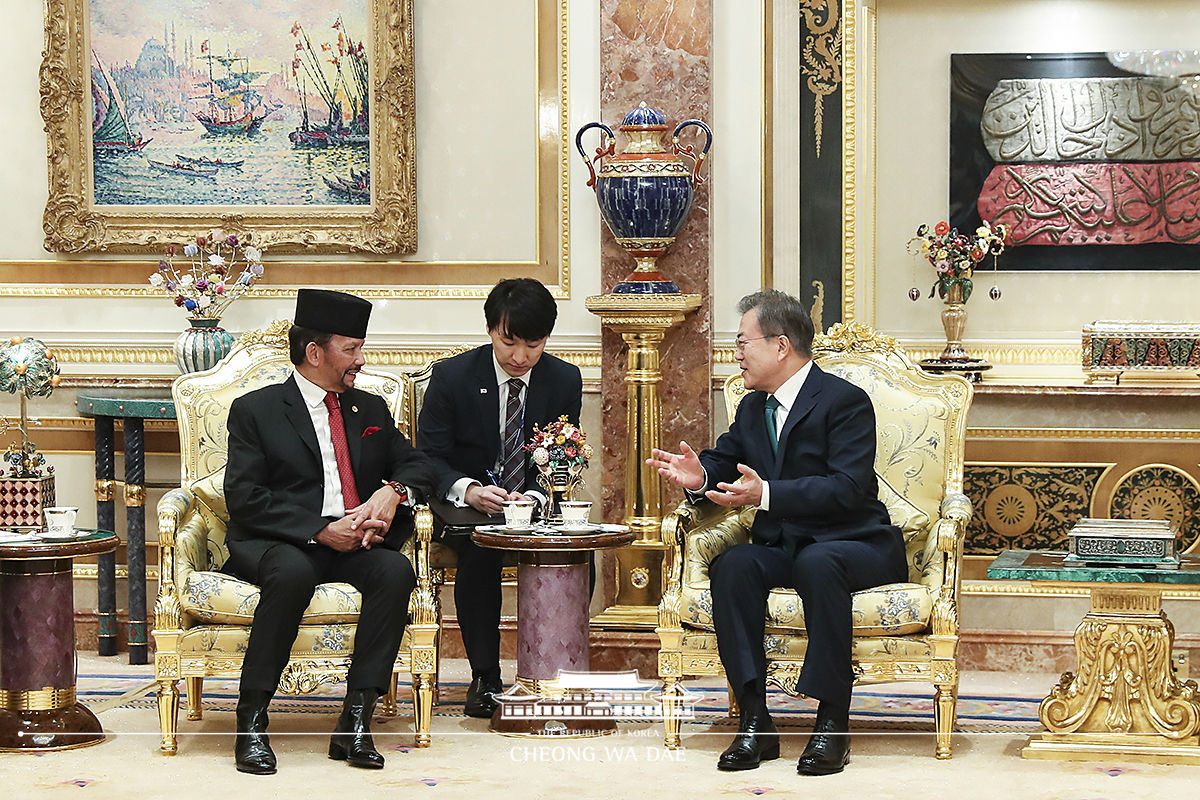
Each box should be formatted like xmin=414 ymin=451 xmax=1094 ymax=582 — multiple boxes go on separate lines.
xmin=764 ymin=395 xmax=781 ymax=454
xmin=500 ymin=378 xmax=526 ymax=492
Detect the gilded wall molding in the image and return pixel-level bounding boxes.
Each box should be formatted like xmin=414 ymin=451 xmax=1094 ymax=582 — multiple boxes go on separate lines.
xmin=969 ymin=427 xmax=1200 ymax=441
xmin=841 ymin=0 xmax=857 ymax=323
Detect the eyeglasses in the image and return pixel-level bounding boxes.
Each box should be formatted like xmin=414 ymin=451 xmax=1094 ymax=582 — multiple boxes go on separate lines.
xmin=734 ymin=334 xmax=778 ymax=353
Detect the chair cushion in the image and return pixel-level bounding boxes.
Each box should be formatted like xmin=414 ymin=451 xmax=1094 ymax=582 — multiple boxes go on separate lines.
xmin=877 ymin=472 xmax=930 ymax=542
xmin=685 ymin=580 xmax=932 ymax=637
xmin=181 ymin=570 xmax=362 ymax=625
xmin=680 ymin=630 xmax=933 ymax=661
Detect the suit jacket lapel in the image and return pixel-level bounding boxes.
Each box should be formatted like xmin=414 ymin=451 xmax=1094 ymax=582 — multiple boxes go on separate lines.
xmin=474 ymin=346 xmax=502 ymax=465
xmin=281 ymin=376 xmax=321 ymax=462
xmin=523 ymin=359 xmax=551 ymax=441
xmin=775 ymin=364 xmax=823 ymax=471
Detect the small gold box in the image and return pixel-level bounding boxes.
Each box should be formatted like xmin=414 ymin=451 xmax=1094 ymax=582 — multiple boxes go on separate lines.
xmin=1066 ymin=517 xmax=1180 ymax=569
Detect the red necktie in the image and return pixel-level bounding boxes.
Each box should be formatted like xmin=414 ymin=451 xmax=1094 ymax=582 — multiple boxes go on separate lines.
xmin=323 ymin=391 xmax=361 ymax=510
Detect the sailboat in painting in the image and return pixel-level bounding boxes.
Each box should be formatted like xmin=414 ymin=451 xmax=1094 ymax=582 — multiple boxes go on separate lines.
xmin=194 ymin=47 xmax=270 ymax=135
xmin=91 ymin=50 xmax=151 ymax=156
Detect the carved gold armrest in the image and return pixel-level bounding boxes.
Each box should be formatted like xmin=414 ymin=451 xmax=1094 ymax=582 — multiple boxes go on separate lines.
xmin=154 ymin=488 xmax=196 ymax=634
xmin=929 ymin=493 xmax=971 ymax=638
xmin=409 ymin=504 xmax=437 ymax=626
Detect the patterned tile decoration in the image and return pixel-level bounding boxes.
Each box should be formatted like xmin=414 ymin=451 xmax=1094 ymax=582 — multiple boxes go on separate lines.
xmin=1083 ymin=322 xmax=1200 ymax=381
xmin=965 ymin=465 xmax=1107 ymax=554
xmin=0 ymin=474 xmax=54 ymax=529
xmin=1109 ymin=465 xmax=1200 ymax=552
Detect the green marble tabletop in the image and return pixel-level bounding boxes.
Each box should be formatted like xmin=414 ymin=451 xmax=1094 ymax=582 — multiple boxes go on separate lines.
xmin=988 ymin=549 xmax=1200 ymax=585
xmin=76 ymin=392 xmax=176 ymax=419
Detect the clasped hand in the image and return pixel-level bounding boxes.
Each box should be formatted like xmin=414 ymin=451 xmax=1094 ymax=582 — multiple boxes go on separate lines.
xmin=316 ymin=485 xmax=402 ymax=551
xmin=647 ymin=441 xmax=764 ymax=508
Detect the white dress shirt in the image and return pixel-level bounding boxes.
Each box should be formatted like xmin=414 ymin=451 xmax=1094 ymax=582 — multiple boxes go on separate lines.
xmin=446 ymin=356 xmax=536 ymax=506
xmin=293 ymin=369 xmax=349 ymax=517
xmin=757 ymin=359 xmax=813 ymax=511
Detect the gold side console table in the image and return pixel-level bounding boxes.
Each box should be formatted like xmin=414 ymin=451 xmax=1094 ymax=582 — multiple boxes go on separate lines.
xmin=988 ymin=549 xmax=1200 ymax=764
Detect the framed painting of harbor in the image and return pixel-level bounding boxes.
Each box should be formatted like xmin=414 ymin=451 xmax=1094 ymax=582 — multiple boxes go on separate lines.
xmin=41 ymin=0 xmax=415 ymax=254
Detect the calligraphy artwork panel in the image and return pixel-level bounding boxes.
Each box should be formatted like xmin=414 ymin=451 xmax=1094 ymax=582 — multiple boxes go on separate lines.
xmin=950 ymin=52 xmax=1200 ymax=271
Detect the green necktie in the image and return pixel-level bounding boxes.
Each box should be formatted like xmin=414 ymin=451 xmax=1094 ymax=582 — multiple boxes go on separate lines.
xmin=764 ymin=395 xmax=781 ymax=454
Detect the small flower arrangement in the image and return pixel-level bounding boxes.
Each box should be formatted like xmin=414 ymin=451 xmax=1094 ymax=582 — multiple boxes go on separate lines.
xmin=149 ymin=229 xmax=265 ymax=319
xmin=526 ymin=416 xmax=592 ymax=471
xmin=907 ymin=220 xmax=1008 ymax=302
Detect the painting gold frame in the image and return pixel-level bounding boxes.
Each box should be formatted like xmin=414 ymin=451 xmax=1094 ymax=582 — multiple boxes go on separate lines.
xmin=40 ymin=0 xmax=416 ymax=255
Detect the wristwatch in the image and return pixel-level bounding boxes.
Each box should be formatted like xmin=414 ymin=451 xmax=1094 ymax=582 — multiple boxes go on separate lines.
xmin=386 ymin=481 xmax=409 ymax=504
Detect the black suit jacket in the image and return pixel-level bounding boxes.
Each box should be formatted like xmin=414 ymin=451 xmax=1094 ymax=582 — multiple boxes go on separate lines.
xmin=417 ymin=345 xmax=583 ymax=500
xmin=224 ymin=375 xmax=436 ymax=565
xmin=699 ymin=363 xmax=898 ymax=550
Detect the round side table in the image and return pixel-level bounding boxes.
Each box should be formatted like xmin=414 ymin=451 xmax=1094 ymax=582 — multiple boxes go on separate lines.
xmin=0 ymin=529 xmax=118 ymax=752
xmin=472 ymin=524 xmax=634 ymax=737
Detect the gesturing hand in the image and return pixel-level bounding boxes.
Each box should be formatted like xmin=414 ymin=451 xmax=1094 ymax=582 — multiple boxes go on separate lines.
xmin=646 ymin=441 xmax=705 ymax=492
xmin=705 ymin=463 xmax=763 ymax=509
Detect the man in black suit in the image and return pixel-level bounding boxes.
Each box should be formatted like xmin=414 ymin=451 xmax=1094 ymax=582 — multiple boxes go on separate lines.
xmin=417 ymin=278 xmax=582 ymax=718
xmin=648 ymin=290 xmax=906 ymax=776
xmin=223 ymin=288 xmax=435 ymax=775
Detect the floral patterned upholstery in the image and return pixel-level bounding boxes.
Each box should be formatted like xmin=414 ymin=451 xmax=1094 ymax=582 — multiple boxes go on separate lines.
xmin=152 ymin=321 xmax=440 ymax=756
xmin=658 ymin=323 xmax=973 ymax=760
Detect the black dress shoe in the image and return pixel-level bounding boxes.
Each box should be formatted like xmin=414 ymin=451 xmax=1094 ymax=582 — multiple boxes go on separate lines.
xmin=329 ymin=688 xmax=385 ymax=769
xmin=796 ymin=714 xmax=850 ymax=775
xmin=464 ymin=674 xmax=503 ymax=719
xmin=234 ymin=689 xmax=277 ymax=775
xmin=717 ymin=704 xmax=780 ymax=771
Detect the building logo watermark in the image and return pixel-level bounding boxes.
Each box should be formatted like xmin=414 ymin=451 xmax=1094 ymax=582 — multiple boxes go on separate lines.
xmin=494 ymin=670 xmax=698 ymax=724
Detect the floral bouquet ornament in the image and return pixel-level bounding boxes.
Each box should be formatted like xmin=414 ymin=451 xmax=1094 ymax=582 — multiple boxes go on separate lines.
xmin=526 ymin=416 xmax=592 ymax=519
xmin=149 ymin=230 xmax=266 ymax=373
xmin=0 ymin=337 xmax=60 ymax=528
xmin=906 ymin=219 xmax=1008 ymax=369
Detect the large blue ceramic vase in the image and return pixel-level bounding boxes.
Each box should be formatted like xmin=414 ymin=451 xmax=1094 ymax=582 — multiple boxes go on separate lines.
xmin=577 ymin=103 xmax=712 ymax=294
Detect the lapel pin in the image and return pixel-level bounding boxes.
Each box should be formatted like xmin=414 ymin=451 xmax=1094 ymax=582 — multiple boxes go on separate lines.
xmin=480 ymin=388 xmax=488 ymax=394
xmin=351 ymin=405 xmax=358 ymax=413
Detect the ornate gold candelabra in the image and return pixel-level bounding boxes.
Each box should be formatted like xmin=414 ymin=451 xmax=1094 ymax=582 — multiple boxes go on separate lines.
xmin=585 ymin=292 xmax=701 ymax=628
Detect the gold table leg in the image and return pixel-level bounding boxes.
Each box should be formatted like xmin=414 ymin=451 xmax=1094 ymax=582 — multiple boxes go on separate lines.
xmin=1022 ymin=586 xmax=1200 ymax=763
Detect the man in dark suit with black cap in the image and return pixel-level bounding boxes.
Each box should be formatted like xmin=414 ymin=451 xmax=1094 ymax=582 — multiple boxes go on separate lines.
xmin=223 ymin=288 xmax=435 ymax=775
xmin=417 ymin=278 xmax=582 ymax=718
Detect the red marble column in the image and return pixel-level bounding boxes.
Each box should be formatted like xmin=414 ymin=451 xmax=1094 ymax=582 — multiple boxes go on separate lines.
xmin=598 ymin=0 xmax=713 ymax=523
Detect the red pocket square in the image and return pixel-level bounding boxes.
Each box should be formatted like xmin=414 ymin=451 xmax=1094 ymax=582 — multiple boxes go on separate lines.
xmin=362 ymin=426 xmax=382 ymax=437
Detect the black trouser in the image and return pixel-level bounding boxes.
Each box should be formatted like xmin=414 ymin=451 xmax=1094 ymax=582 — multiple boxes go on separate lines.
xmin=229 ymin=541 xmax=416 ymax=694
xmin=451 ymin=533 xmax=594 ymax=675
xmin=709 ymin=533 xmax=906 ymax=706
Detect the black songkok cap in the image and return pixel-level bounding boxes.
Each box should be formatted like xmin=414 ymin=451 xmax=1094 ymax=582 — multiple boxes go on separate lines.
xmin=293 ymin=288 xmax=372 ymax=339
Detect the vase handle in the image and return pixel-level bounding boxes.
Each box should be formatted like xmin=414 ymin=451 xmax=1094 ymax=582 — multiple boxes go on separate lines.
xmin=672 ymin=120 xmax=713 ymax=187
xmin=575 ymin=122 xmax=615 ymax=188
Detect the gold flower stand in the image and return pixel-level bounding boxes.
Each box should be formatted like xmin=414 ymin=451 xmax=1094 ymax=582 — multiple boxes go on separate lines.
xmin=988 ymin=550 xmax=1200 ymax=764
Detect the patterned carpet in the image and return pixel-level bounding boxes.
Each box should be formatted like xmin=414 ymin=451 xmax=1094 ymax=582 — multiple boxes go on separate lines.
xmin=75 ymin=664 xmax=1043 ymax=734
xmin=3 ymin=656 xmax=1194 ymax=799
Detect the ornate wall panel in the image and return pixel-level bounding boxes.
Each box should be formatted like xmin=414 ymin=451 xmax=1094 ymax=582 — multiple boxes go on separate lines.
xmin=965 ymin=430 xmax=1200 ymax=556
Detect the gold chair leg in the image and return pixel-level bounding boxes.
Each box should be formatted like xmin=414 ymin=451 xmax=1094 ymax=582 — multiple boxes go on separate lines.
xmin=158 ymin=679 xmax=180 ymax=755
xmin=412 ymin=673 xmax=433 ymax=748
xmin=381 ymin=670 xmax=399 ymax=717
xmin=662 ymin=676 xmax=682 ymax=750
xmin=185 ymin=676 xmax=204 ymax=721
xmin=934 ymin=679 xmax=958 ymax=759
xmin=726 ymin=682 xmax=740 ymax=718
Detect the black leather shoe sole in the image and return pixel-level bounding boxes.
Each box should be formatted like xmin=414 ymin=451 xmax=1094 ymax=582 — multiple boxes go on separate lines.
xmin=235 ymin=758 xmax=277 ymax=776
xmin=796 ymin=751 xmax=849 ymax=775
xmin=716 ymin=743 xmax=780 ymax=771
xmin=463 ymin=696 xmax=499 ymax=718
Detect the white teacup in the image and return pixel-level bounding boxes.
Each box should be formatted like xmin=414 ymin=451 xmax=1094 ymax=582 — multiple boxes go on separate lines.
xmin=502 ymin=499 xmax=536 ymax=529
xmin=559 ymin=500 xmax=593 ymax=530
xmin=44 ymin=506 xmax=79 ymax=535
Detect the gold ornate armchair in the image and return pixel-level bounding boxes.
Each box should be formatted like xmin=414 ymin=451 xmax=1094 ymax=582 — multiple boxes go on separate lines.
xmin=152 ymin=321 xmax=439 ymax=755
xmin=656 ymin=324 xmax=974 ymax=758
